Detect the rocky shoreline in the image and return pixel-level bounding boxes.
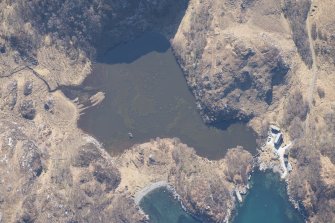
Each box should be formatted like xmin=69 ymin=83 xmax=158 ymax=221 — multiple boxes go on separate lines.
xmin=257 ymin=148 xmax=308 ymax=221
xmin=257 ymin=163 xmax=308 ymax=222
xmin=114 ymin=139 xmax=254 ymax=222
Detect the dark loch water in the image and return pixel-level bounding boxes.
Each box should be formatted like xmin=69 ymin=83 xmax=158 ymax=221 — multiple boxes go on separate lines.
xmin=66 ymin=32 xmax=257 ymax=159
xmin=140 ymin=171 xmax=305 ymax=223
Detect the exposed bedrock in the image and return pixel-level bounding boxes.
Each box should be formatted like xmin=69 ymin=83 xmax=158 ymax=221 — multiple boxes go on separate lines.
xmin=6 ymin=0 xmax=188 ymax=60
xmin=172 ymin=0 xmax=292 ymax=124
xmin=115 ymin=139 xmax=254 ymax=222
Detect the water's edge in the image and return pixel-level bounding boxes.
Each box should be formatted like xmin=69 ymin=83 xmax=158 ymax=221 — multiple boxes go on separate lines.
xmin=138 ymin=166 xmax=306 ymax=223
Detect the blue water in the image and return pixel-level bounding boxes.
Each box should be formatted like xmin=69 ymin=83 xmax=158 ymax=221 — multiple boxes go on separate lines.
xmin=140 ymin=171 xmax=305 ymax=223
xmin=233 ymin=170 xmax=305 ymax=223
xmin=140 ymin=187 xmax=200 ymax=223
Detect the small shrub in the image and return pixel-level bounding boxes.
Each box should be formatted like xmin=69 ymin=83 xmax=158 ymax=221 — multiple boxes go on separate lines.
xmin=317 ymin=87 xmax=325 ymax=98
xmin=283 ymin=91 xmax=309 ymax=127
xmin=311 ymin=23 xmax=317 ymax=40
xmin=289 ymin=117 xmax=304 ymax=139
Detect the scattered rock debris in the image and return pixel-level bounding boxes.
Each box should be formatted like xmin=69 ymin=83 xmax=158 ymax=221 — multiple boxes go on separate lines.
xmin=19 ymin=100 xmax=36 ymax=120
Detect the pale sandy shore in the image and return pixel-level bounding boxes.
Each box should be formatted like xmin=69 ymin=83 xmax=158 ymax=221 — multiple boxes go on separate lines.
xmin=134 ymin=181 xmax=169 ymax=205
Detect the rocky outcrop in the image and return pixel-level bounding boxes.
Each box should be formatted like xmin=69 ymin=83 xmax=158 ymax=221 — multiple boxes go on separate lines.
xmin=172 ymin=1 xmax=335 ymax=222
xmin=19 ymin=141 xmax=43 ymax=178
xmin=23 ymin=81 xmax=33 ymax=96
xmin=93 ymin=164 xmax=121 ymax=192
xmin=3 ymin=0 xmax=188 ymax=59
xmin=0 ymin=0 xmax=188 ymax=90
xmin=0 ymin=80 xmax=18 ymax=110
xmin=71 ymin=143 xmax=102 ymax=167
xmin=0 ymin=71 xmax=146 ymax=223
xmin=19 ymin=100 xmax=36 ymax=120
xmin=115 ymin=139 xmax=253 ymax=222
xmin=172 ymin=0 xmax=293 ymax=124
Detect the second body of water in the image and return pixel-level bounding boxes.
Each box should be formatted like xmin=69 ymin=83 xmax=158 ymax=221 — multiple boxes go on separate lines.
xmin=140 ymin=171 xmax=305 ymax=223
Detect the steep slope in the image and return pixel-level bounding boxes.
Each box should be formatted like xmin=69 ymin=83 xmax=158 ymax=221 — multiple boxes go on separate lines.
xmin=172 ymin=0 xmax=293 ymax=124
xmin=0 ymin=0 xmax=187 ymax=88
